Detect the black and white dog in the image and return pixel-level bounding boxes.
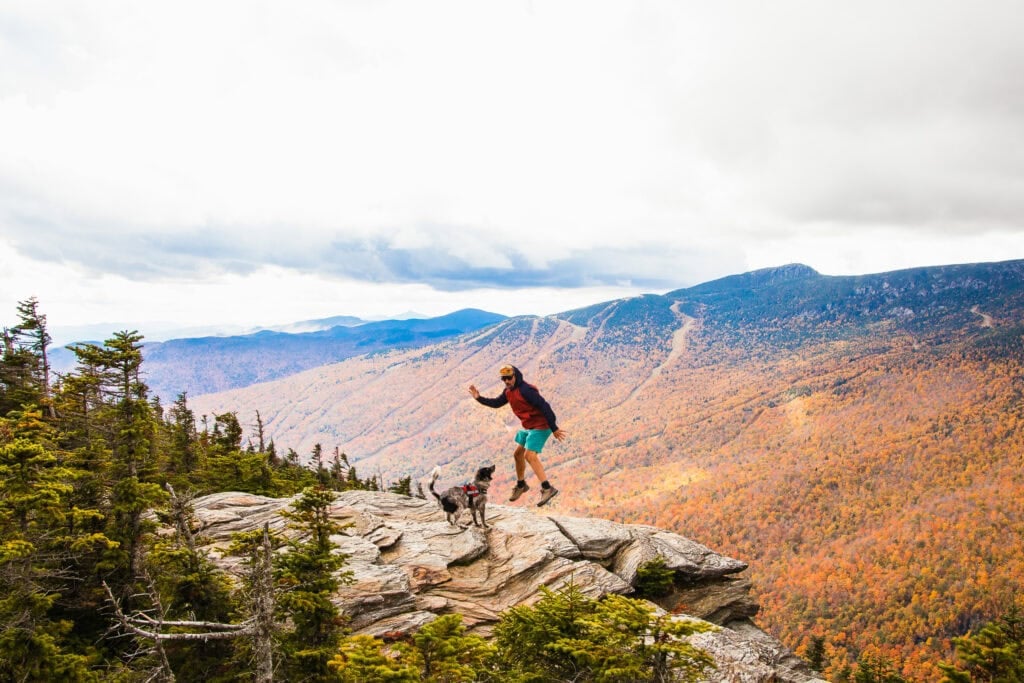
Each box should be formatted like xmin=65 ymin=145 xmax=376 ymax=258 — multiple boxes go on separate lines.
xmin=429 ymin=465 xmax=495 ymax=528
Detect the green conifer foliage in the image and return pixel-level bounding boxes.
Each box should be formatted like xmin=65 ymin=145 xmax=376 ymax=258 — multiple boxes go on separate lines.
xmin=275 ymin=486 xmax=354 ymax=681
xmin=331 ymin=634 xmax=421 ymax=682
xmin=211 ymin=412 xmax=244 ymax=453
xmin=403 ymin=613 xmax=495 ymax=681
xmin=145 ymin=487 xmax=239 ymax=682
xmin=805 ymin=635 xmax=827 ymax=673
xmin=167 ymin=392 xmax=199 ymax=477
xmin=0 ymin=341 xmax=41 ymax=415
xmin=939 ymin=605 xmax=1024 ymax=682
xmin=388 ymin=476 xmax=413 ymax=497
xmin=634 ymin=555 xmax=676 ymax=598
xmin=493 ymin=581 xmax=715 ymax=682
xmin=0 ymin=298 xmax=54 ymax=416
xmin=96 ymin=332 xmax=168 ymax=606
xmin=201 ymin=410 xmax=291 ymax=494
xmin=0 ymin=408 xmax=112 ymax=681
xmin=850 ymin=652 xmax=907 ymax=683
xmin=330 ymin=614 xmax=494 ymax=682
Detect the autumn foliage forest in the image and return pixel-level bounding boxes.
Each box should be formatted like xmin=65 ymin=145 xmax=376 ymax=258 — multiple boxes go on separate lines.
xmin=583 ymin=326 xmax=1024 ymax=680
xmin=189 ymin=260 xmax=1024 ymax=681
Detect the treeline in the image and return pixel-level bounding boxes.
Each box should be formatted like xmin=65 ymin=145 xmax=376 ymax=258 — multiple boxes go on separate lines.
xmin=0 ymin=298 xmax=714 ymax=682
xmin=0 ymin=298 xmax=402 ymax=679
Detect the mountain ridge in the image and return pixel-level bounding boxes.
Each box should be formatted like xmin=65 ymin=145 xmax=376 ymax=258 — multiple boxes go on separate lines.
xmin=50 ymin=308 xmax=507 ymax=402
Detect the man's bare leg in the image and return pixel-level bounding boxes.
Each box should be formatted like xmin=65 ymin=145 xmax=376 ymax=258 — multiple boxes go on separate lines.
xmin=509 ymin=445 xmax=531 ymax=501
xmin=523 ymin=449 xmax=547 ymax=483
xmin=513 ymin=444 xmax=527 ymax=480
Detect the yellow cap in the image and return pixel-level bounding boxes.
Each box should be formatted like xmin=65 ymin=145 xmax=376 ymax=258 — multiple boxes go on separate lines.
xmin=499 ymin=365 xmax=514 ymax=377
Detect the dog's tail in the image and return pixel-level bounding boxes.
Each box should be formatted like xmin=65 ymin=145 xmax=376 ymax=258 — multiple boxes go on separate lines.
xmin=428 ymin=466 xmax=442 ymax=502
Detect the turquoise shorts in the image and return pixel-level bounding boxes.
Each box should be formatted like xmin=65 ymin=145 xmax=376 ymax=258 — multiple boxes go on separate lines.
xmin=515 ymin=428 xmax=553 ymax=453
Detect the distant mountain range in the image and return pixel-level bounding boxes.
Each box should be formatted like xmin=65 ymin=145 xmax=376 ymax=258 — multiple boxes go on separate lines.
xmin=180 ymin=258 xmax=1024 ymax=460
xmin=50 ymin=308 xmax=506 ymax=402
xmin=187 ymin=258 xmax=1024 ymax=680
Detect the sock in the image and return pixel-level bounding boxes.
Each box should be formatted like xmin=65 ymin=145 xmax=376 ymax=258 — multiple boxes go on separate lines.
xmin=517 ymin=480 xmax=527 ymax=488
xmin=541 ymin=481 xmax=551 ymax=490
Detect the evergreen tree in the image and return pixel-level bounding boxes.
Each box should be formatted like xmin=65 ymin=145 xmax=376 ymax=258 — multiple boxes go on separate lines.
xmin=10 ymin=297 xmax=55 ymax=417
xmin=330 ymin=614 xmax=493 ymax=682
xmin=55 ymin=342 xmax=109 ymax=449
xmin=852 ymin=652 xmax=906 ymax=683
xmin=97 ymin=332 xmax=167 ymax=607
xmin=311 ymin=442 xmax=330 ymax=487
xmin=346 ymin=463 xmax=361 ymax=490
xmin=634 ymin=555 xmax=676 ymax=598
xmin=0 ymin=407 xmax=112 ymax=681
xmin=144 ymin=485 xmax=238 ymax=681
xmin=275 ymin=486 xmax=354 ymax=681
xmin=1 ymin=303 xmax=47 ymax=416
xmin=226 ymin=524 xmax=280 ymax=682
xmin=805 ymin=635 xmax=827 ymax=673
xmin=167 ymin=392 xmax=199 ymax=478
xmin=211 ymin=412 xmax=244 ymax=453
xmin=493 ymin=581 xmax=714 ymax=682
xmin=403 ymin=613 xmax=495 ymax=681
xmin=388 ymin=475 xmax=413 ymax=497
xmin=50 ymin=341 xmax=121 ymax=654
xmin=331 ymin=634 xmax=421 ymax=682
xmin=204 ymin=412 xmax=247 ymax=491
xmin=197 ymin=411 xmax=317 ymax=497
xmin=330 ymin=448 xmax=349 ymax=488
xmin=939 ymin=605 xmax=1024 ymax=682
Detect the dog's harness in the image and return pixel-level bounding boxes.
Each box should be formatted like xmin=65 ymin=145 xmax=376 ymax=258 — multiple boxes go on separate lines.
xmin=462 ymin=483 xmax=483 ymax=509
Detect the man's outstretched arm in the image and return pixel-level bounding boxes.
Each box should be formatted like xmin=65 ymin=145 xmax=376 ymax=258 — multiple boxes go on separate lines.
xmin=469 ymin=384 xmax=508 ymax=408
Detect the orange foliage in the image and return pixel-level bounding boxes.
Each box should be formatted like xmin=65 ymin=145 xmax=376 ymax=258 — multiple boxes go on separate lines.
xmin=573 ymin=334 xmax=1024 ymax=681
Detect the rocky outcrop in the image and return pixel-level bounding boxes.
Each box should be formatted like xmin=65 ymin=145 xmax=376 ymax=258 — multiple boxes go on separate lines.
xmin=183 ymin=490 xmax=827 ymax=682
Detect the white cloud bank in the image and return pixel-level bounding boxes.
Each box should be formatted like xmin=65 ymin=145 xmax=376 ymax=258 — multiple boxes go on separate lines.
xmin=1 ymin=0 xmax=1022 ymax=334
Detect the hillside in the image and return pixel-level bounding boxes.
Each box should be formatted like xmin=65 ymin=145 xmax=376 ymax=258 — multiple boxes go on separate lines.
xmin=51 ymin=308 xmax=506 ymax=402
xmin=189 ymin=259 xmax=1024 ymax=680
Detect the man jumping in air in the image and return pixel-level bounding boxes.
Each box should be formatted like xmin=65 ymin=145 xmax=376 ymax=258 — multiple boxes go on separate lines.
xmin=469 ymin=364 xmax=567 ymax=506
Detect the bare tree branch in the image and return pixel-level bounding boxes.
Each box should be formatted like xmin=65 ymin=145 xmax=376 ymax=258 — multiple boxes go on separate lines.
xmin=129 ymin=613 xmax=253 ymax=631
xmin=103 ymin=581 xmax=255 ymax=643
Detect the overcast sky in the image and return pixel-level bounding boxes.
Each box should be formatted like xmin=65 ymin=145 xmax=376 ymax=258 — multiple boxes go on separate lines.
xmin=2 ymin=1 xmax=1022 ymax=342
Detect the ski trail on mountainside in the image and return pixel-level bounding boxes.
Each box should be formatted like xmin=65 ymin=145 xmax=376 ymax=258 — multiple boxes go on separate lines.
xmin=617 ymin=302 xmax=694 ymax=406
xmin=971 ymin=305 xmax=994 ymax=328
xmin=402 ymin=318 xmax=589 ymax=458
xmin=588 ymin=301 xmax=622 ymax=346
xmin=354 ymin=318 xmax=582 ymax=457
xmin=340 ymin=319 xmax=532 ymax=446
xmin=523 ymin=318 xmax=587 ymax=375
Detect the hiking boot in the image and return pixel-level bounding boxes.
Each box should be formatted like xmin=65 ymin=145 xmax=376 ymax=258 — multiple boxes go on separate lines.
xmin=508 ymin=483 xmax=530 ymax=502
xmin=537 ymin=486 xmax=559 ymax=507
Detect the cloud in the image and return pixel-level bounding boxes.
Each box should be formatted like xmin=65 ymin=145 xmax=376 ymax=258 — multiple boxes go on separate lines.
xmin=1 ymin=0 xmax=1023 ymax=328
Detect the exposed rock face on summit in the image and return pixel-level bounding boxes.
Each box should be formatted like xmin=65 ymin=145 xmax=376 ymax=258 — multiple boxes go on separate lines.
xmin=188 ymin=490 xmax=826 ymax=683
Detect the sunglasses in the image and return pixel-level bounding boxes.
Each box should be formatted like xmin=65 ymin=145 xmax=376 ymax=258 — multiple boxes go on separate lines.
xmin=500 ymin=375 xmax=514 ymax=381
